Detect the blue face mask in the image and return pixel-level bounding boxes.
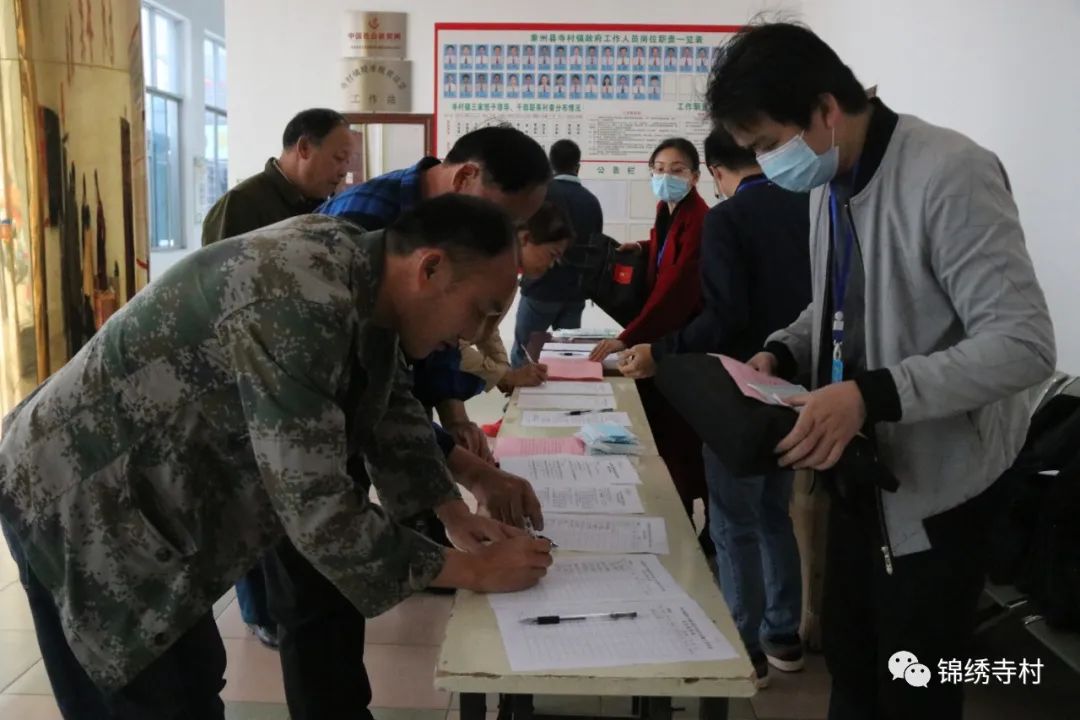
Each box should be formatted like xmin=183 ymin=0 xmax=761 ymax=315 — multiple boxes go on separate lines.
xmin=757 ymin=127 xmax=838 ymax=193
xmin=651 ymin=174 xmax=691 ymax=203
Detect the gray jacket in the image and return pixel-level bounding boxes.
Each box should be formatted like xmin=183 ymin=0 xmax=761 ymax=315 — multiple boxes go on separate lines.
xmin=770 ymin=113 xmax=1055 ymax=557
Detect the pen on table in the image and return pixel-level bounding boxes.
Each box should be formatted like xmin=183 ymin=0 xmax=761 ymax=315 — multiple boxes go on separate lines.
xmin=564 ymin=408 xmax=614 ymax=416
xmin=520 ymin=612 xmax=639 ymax=625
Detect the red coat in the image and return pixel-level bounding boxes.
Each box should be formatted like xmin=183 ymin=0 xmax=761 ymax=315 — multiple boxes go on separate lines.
xmin=619 ymin=187 xmax=708 ymax=347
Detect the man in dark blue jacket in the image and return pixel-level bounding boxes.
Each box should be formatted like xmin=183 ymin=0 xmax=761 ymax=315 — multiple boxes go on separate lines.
xmin=511 ymin=139 xmax=603 ymax=367
xmin=619 ymin=127 xmax=810 ymax=688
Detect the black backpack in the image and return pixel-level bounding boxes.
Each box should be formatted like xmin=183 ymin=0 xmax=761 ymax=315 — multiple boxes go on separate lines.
xmin=988 ymin=378 xmax=1080 ymax=631
xmin=569 ymin=232 xmax=648 ymax=327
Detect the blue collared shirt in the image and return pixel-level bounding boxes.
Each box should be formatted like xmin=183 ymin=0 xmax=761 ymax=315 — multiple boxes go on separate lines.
xmin=317 ymin=157 xmax=486 ymax=456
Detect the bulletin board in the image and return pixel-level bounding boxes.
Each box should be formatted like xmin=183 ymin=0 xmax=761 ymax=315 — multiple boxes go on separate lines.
xmin=433 ymin=23 xmax=740 ymax=242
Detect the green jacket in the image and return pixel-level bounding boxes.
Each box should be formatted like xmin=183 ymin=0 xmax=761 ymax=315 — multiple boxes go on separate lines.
xmin=201 ymin=157 xmax=323 ymax=245
xmin=0 ymin=215 xmax=457 ymax=690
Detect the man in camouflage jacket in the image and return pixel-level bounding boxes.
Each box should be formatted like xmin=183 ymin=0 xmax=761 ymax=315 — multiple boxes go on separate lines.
xmin=0 ymin=195 xmax=551 ymax=718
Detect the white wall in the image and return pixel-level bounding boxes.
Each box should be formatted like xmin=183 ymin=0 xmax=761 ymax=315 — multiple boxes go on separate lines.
xmin=802 ymin=0 xmax=1080 ymax=370
xmin=146 ymin=0 xmax=225 ymax=279
xmin=224 ymin=0 xmax=800 ymax=183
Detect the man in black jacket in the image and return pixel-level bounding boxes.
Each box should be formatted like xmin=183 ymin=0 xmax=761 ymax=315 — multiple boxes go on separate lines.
xmin=511 ymin=139 xmax=603 ymax=367
xmin=619 ymin=127 xmax=810 ymax=688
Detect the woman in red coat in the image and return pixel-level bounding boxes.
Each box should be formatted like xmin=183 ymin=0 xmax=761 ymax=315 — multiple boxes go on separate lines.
xmin=590 ymin=137 xmax=710 ymax=537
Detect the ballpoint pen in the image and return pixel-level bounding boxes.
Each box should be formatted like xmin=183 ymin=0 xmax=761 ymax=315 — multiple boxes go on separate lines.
xmin=520 ymin=612 xmax=639 ymax=625
xmin=524 ymin=518 xmax=558 ymax=547
xmin=564 ymin=408 xmax=614 ymax=416
xmin=517 ymin=342 xmax=539 ymax=365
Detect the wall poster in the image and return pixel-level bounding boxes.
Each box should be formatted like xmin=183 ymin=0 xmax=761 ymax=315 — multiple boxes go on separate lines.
xmin=434 ymin=23 xmax=739 ymax=242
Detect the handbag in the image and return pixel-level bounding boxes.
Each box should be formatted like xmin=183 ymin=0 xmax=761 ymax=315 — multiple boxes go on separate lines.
xmin=569 ymin=231 xmax=648 ymax=327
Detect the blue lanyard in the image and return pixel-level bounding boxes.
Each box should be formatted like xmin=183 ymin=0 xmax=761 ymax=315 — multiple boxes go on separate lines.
xmin=828 ymin=189 xmax=857 ymax=384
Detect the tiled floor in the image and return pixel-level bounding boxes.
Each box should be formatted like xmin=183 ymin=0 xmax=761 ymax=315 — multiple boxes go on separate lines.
xmin=1 ymin=392 xmax=1078 ymax=718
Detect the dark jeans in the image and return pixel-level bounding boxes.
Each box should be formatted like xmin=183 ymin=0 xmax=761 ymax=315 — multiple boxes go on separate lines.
xmin=704 ymin=448 xmax=802 ymax=657
xmin=263 ymin=535 xmax=374 ymax=720
xmin=235 ymin=563 xmax=274 ymax=627
xmin=511 ymin=296 xmax=586 ymax=367
xmin=1 ymin=518 xmax=226 ymax=719
xmin=823 ymin=479 xmax=1002 ymax=720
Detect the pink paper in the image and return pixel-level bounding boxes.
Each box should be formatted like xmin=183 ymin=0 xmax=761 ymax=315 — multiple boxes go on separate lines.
xmin=494 ymin=437 xmax=586 ymax=459
xmin=544 ymin=358 xmax=604 ymax=381
xmin=717 ymin=354 xmax=799 ymax=404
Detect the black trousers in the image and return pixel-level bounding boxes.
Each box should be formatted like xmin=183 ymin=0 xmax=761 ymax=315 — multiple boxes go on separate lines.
xmin=822 ymin=479 xmax=1001 ymax=720
xmin=2 ymin=518 xmax=226 ymax=720
xmin=263 ymin=535 xmax=374 ymax=720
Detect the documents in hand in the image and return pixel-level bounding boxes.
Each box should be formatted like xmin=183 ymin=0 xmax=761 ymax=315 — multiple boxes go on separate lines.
xmin=515 ymin=394 xmax=616 ymax=411
xmin=489 ymin=555 xmax=737 ymax=671
xmin=715 ymin=354 xmax=807 ymax=407
xmin=519 ymin=381 xmax=614 ymax=396
xmin=541 ymin=514 xmax=669 ymax=554
xmin=533 ymin=484 xmax=644 ymax=514
xmin=493 ymin=437 xmax=585 ymax=459
xmin=522 ymin=410 xmax=632 ymax=427
xmin=497 ymin=455 xmax=641 ymax=486
xmin=544 ymin=358 xmax=604 ymax=381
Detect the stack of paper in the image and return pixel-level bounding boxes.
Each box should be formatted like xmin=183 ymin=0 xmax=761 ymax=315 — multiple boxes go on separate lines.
xmin=490 ymin=555 xmax=737 ymax=672
xmin=516 ymin=395 xmax=616 ymax=411
xmin=544 ymin=358 xmax=604 ymax=381
xmin=493 ymin=437 xmax=585 ymax=459
xmin=498 ymin=455 xmax=641 ymax=486
xmin=520 ymin=381 xmax=613 ymax=396
xmin=541 ymin=514 xmax=669 ymax=554
xmin=521 ymin=411 xmax=633 ymax=428
xmin=532 ymin=484 xmax=644 ymax=514
xmin=551 ymin=328 xmax=618 ymax=340
xmin=714 ymin=354 xmax=807 ymax=407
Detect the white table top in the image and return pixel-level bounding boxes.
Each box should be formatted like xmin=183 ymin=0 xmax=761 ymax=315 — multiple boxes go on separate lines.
xmin=436 ymin=377 xmax=756 ymax=699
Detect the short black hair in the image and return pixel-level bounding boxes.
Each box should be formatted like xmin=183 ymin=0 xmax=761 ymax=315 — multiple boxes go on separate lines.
xmin=549 ymin=139 xmax=581 ymax=175
xmin=445 ymin=125 xmax=552 ymax=194
xmin=704 ymin=127 xmax=758 ymax=171
xmin=649 ymin=137 xmax=700 ymax=172
xmin=706 ymin=22 xmax=869 ymax=131
xmin=387 ymin=194 xmax=515 ymax=265
xmin=523 ymin=201 xmax=574 ymax=246
xmin=282 ymin=109 xmax=348 ymax=149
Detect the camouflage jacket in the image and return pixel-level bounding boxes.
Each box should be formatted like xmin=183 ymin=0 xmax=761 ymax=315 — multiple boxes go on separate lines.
xmin=0 ymin=215 xmax=458 ymax=690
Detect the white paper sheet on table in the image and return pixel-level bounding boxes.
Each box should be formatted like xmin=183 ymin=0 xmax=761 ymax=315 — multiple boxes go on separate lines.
xmin=543 ymin=342 xmax=600 ymax=352
xmin=498 ymin=455 xmax=640 ymax=486
xmin=541 ymin=514 xmax=669 ymax=554
xmin=492 ymin=597 xmax=738 ymax=672
xmin=522 ymin=411 xmax=632 ymax=427
xmin=489 ymin=555 xmax=685 ymax=609
xmin=516 ymin=394 xmax=617 ymax=411
xmin=533 ymin=484 xmax=644 ymax=514
xmin=519 ymin=381 xmax=614 ymax=396
xmin=493 ymin=437 xmax=585 ymax=459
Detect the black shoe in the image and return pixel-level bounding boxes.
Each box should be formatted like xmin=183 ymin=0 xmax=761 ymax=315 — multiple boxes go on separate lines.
xmin=247 ymin=623 xmax=279 ymax=650
xmin=750 ymin=651 xmax=770 ymax=689
xmin=762 ymin=633 xmax=804 ymax=672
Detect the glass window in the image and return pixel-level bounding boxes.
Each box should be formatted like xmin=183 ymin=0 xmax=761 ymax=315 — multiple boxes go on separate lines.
xmin=146 ymin=93 xmax=182 ymax=249
xmin=203 ymin=37 xmax=227 ymax=110
xmin=202 ymin=109 xmax=228 ymax=213
xmin=142 ymin=3 xmax=185 ymax=249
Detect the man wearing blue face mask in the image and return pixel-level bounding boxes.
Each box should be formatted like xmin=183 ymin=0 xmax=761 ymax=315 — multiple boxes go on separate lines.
xmin=706 ymin=23 xmax=1055 ymax=720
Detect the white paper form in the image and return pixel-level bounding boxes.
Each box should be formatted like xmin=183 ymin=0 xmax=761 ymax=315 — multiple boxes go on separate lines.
xmin=493 ymin=597 xmax=738 ymax=672
xmin=516 ymin=395 xmax=617 ymax=411
xmin=520 ymin=381 xmax=614 ymax=396
xmin=534 ymin=484 xmax=644 ymax=514
xmin=522 ymin=411 xmax=632 ymax=428
xmin=542 ymin=514 xmax=669 ymax=554
xmin=542 ymin=343 xmax=600 ymax=353
xmin=489 ymin=555 xmax=684 ymax=609
xmin=498 ymin=455 xmax=641 ymax=486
